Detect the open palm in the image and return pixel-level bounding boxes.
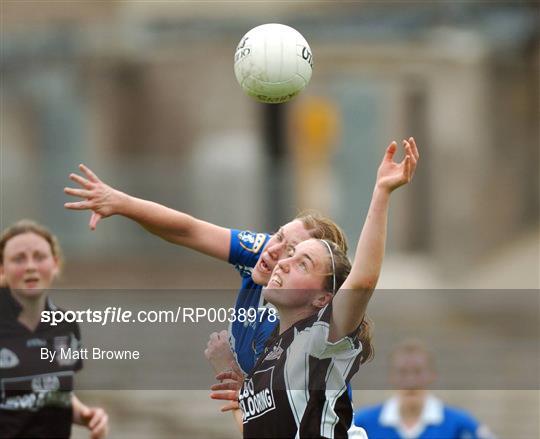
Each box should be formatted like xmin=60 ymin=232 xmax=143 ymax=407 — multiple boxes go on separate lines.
xmin=64 ymin=164 xmax=118 ymax=230
xmin=376 ymin=137 xmax=419 ymax=192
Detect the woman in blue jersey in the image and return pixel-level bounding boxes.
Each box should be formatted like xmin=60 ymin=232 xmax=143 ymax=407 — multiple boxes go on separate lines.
xmin=354 ymin=339 xmax=495 ymax=439
xmin=210 ymin=138 xmax=419 ymax=438
xmin=64 ymin=167 xmax=347 ymax=374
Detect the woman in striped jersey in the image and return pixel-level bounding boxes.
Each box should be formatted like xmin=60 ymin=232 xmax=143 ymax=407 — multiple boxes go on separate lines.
xmin=211 ymin=137 xmax=419 ymax=438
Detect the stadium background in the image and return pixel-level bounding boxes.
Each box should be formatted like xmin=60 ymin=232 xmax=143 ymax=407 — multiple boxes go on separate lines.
xmin=1 ymin=1 xmax=538 ymax=438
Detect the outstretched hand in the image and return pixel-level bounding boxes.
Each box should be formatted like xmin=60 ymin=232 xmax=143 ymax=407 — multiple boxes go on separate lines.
xmin=210 ymin=361 xmax=244 ymax=412
xmin=376 ymin=137 xmax=419 ymax=193
xmin=64 ymin=164 xmax=120 ymax=230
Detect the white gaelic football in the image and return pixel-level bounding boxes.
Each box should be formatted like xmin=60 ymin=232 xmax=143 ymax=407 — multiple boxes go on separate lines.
xmin=234 ymin=23 xmax=313 ymax=104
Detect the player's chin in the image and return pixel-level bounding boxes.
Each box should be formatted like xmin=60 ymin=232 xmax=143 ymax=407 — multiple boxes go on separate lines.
xmin=262 ymin=287 xmax=280 ymax=304
xmin=13 ymin=286 xmax=46 ymax=298
xmin=400 ymin=388 xmax=425 ymax=399
xmin=252 ymin=266 xmax=271 ymax=286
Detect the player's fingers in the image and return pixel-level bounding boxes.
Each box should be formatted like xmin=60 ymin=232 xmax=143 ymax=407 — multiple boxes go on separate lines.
xmin=409 ymin=137 xmax=419 ymax=161
xmin=210 ymin=390 xmax=238 ymax=401
xmin=88 ymin=408 xmax=104 ymax=429
xmin=64 ymin=201 xmax=92 ymax=210
xmin=64 ymin=187 xmax=92 ymax=199
xmin=219 ymin=330 xmax=228 ymax=339
xmin=69 ymin=173 xmax=93 ymax=189
xmin=403 ymin=140 xmax=416 ymax=172
xmin=89 ymin=212 xmax=102 ymax=231
xmin=220 ymin=401 xmax=239 ymax=412
xmin=404 ymin=156 xmax=412 ymax=183
xmin=91 ymin=414 xmax=108 ymax=438
xmin=211 ymin=381 xmax=238 ymax=391
xmin=79 ymin=164 xmax=101 ymax=183
xmin=209 ymin=332 xmax=219 ymax=342
xmin=215 ymin=370 xmax=238 ymax=381
xmin=384 ymin=141 xmax=398 ymax=162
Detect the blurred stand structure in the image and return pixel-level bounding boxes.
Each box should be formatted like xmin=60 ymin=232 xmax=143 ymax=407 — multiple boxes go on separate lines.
xmin=1 ymin=2 xmax=539 ymax=438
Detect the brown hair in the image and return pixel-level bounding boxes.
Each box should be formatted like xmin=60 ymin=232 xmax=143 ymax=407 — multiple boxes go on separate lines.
xmin=296 ymin=210 xmax=348 ymax=254
xmin=0 ymin=219 xmax=64 ymax=271
xmin=319 ymin=239 xmax=374 ymax=365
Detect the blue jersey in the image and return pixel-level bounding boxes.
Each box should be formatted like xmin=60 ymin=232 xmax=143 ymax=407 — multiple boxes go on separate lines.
xmin=228 ymin=229 xmax=278 ymax=374
xmin=354 ymin=396 xmax=494 ymax=439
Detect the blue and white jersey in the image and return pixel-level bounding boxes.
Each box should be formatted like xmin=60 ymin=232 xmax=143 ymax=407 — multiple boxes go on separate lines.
xmin=354 ymin=395 xmax=495 ymax=439
xmin=228 ymin=229 xmax=278 ymax=374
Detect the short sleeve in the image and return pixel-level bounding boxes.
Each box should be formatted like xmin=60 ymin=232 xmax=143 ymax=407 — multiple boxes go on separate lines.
xmin=306 ymin=304 xmax=362 ymax=360
xmin=353 ymin=406 xmax=380 ymax=429
xmin=228 ymin=230 xmax=269 ymax=276
xmin=452 ymin=408 xmax=495 ymax=439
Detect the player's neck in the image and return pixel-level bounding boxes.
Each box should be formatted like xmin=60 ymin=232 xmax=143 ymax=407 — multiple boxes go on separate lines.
xmin=277 ymin=307 xmax=315 ymax=334
xmin=398 ymin=396 xmax=425 ymax=426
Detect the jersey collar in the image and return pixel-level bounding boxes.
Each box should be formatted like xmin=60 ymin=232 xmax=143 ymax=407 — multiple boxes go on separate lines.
xmin=379 ymin=394 xmax=444 ymax=438
xmin=0 ymin=287 xmax=56 ymax=321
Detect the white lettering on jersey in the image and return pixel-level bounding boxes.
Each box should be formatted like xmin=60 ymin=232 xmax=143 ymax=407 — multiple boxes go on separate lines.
xmin=238 ymin=231 xmax=266 ymax=254
xmin=54 ymin=334 xmax=79 ymax=366
xmin=31 ymin=375 xmax=60 ymax=393
xmin=0 ymin=348 xmax=19 ymax=368
xmin=240 ymin=366 xmax=276 ymax=422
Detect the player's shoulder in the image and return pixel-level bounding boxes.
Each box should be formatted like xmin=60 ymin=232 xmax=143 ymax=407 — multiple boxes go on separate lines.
xmin=231 ymin=229 xmax=269 ymax=254
xmin=444 ymin=405 xmax=497 ymax=438
xmin=443 ymin=404 xmax=480 ymax=426
xmin=354 ymin=403 xmax=384 ymax=426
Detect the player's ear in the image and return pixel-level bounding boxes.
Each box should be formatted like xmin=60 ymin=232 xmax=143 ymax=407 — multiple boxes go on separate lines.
xmin=312 ymin=292 xmax=332 ymax=309
xmin=51 ymin=257 xmax=60 ymax=278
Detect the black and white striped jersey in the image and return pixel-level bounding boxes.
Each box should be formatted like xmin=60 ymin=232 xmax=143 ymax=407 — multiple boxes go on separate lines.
xmin=240 ymin=303 xmax=363 ymax=439
xmin=0 ymin=288 xmax=83 ymax=438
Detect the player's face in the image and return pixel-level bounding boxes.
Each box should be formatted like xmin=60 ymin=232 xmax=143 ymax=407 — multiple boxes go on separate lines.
xmin=1 ymin=232 xmax=58 ymax=298
xmin=263 ymin=239 xmax=330 ymax=309
xmin=252 ymin=220 xmax=313 ymax=286
xmin=390 ymin=351 xmax=435 ymax=402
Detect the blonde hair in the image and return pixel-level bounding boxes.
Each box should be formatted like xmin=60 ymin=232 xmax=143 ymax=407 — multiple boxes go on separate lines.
xmin=0 ymin=219 xmax=64 ymax=271
xmin=295 ymin=210 xmax=348 ymax=253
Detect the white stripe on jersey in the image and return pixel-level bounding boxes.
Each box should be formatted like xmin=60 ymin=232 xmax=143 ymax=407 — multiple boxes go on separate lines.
xmin=279 ymin=319 xmax=360 ymax=438
xmin=284 ymin=327 xmax=310 ymax=433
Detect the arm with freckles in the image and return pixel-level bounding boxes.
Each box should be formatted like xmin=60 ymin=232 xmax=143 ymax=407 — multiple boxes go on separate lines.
xmin=64 ymin=164 xmax=230 ymax=261
xmin=329 ymin=138 xmax=419 ymax=342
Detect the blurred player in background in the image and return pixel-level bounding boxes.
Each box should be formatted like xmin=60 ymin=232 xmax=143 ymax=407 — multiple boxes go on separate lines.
xmin=0 ymin=220 xmax=108 ymax=439
xmin=210 ymin=138 xmax=418 ymax=438
xmin=354 ymin=339 xmax=495 ymax=439
xmin=64 ymin=167 xmax=347 ymax=375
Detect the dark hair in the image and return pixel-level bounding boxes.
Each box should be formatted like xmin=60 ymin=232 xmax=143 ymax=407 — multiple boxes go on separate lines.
xmin=0 ymin=219 xmax=63 ymax=270
xmin=319 ymin=239 xmax=374 ymax=365
xmin=296 ymin=210 xmax=348 ymax=253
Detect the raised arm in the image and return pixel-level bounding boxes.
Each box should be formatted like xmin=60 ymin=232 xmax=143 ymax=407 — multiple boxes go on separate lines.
xmin=64 ymin=164 xmax=230 ymax=261
xmin=329 ymin=138 xmax=419 ymax=341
